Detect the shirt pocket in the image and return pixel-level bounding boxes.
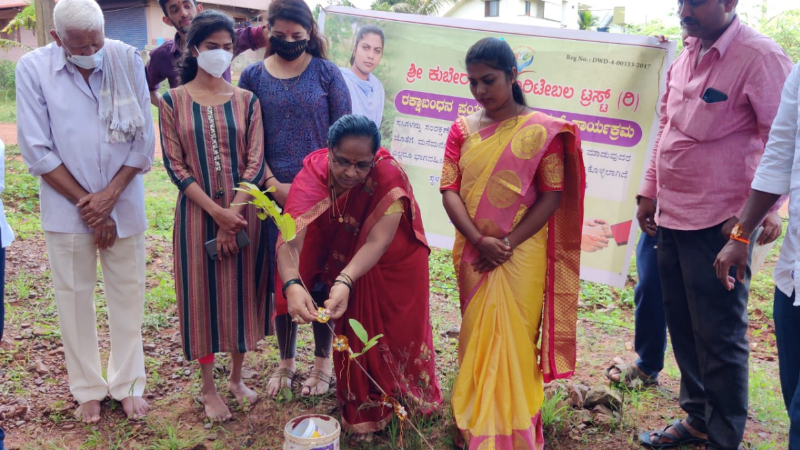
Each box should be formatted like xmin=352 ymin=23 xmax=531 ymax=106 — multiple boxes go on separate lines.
xmin=681 ymin=99 xmax=731 ymax=142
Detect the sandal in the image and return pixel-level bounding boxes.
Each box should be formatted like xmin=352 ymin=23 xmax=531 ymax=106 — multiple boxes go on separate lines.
xmin=604 ymin=357 xmax=658 ymax=389
xmin=301 ymin=369 xmax=332 ymax=397
xmin=267 ymin=367 xmax=295 ymax=398
xmin=639 ymin=419 xmax=709 ymax=448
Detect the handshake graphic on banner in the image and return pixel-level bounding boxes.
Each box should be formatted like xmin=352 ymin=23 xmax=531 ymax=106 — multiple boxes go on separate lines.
xmin=581 ymin=218 xmax=632 ymax=253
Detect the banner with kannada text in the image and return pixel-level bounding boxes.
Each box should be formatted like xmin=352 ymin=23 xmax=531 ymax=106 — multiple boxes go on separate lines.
xmin=320 ymin=7 xmax=676 ymax=287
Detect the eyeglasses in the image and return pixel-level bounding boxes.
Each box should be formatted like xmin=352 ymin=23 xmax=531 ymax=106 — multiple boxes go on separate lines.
xmin=329 ymin=154 xmax=374 ymax=174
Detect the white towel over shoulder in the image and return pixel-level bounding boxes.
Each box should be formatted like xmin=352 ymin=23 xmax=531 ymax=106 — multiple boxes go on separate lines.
xmin=98 ymin=39 xmax=147 ymax=144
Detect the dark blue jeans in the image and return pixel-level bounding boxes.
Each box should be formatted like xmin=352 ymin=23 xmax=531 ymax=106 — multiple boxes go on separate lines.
xmin=633 ymin=232 xmax=666 ymax=378
xmin=774 ymin=287 xmax=800 ymax=449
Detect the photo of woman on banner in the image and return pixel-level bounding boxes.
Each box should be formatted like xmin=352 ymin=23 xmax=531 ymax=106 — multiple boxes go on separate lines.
xmin=339 ymin=25 xmax=385 ymax=127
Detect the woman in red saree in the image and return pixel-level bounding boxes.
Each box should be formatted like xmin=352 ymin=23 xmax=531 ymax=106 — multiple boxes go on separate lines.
xmin=275 ymin=115 xmax=443 ymax=440
xmin=441 ymin=38 xmax=585 ymax=449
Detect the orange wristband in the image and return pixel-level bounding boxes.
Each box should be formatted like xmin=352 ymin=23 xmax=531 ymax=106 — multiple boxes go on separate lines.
xmin=730 ymin=235 xmax=750 ymax=245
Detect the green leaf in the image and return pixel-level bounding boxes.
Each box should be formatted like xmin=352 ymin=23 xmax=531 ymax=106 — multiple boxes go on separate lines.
xmin=279 ymin=213 xmax=297 ymax=241
xmin=362 ymin=341 xmax=378 ymax=353
xmin=349 ymin=319 xmax=369 ymax=345
xmin=369 ymin=334 xmax=384 ymax=343
xmin=349 ymin=352 xmax=362 ymax=359
xmin=276 ymin=386 xmax=293 ymax=403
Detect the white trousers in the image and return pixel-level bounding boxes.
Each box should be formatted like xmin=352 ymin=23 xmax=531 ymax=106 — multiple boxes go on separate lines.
xmin=44 ymin=231 xmax=147 ymax=404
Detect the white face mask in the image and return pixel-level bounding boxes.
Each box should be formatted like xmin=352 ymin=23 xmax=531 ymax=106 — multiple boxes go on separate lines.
xmin=195 ymin=47 xmax=233 ymax=78
xmin=65 ymin=47 xmax=104 ymax=70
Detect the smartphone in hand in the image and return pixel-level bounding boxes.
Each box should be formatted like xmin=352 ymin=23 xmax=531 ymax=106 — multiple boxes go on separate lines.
xmin=205 ymin=230 xmax=250 ymax=260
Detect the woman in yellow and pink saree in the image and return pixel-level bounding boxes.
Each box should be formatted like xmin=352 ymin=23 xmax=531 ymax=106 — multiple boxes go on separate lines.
xmin=441 ymin=37 xmax=585 ymax=450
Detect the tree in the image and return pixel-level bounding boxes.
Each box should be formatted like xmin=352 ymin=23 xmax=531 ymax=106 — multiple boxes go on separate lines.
xmin=626 ymin=18 xmax=685 ymax=56
xmin=0 ymin=3 xmax=35 ymax=51
xmin=577 ymin=10 xmax=598 ymax=31
xmin=758 ymin=9 xmax=800 ymax=62
xmin=372 ymin=0 xmax=453 ymax=16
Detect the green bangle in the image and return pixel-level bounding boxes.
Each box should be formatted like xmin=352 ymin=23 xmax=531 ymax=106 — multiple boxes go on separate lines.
xmin=338 ymin=272 xmax=354 ymax=286
xmin=282 ymin=278 xmax=303 ymax=297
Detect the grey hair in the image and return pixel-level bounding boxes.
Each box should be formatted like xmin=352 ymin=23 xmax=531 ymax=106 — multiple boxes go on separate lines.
xmin=54 ymin=0 xmax=104 ymax=37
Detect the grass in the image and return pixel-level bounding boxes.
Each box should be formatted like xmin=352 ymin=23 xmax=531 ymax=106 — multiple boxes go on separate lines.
xmin=749 ymin=364 xmax=788 ymax=434
xmin=144 ymin=159 xmax=179 ymax=240
xmin=0 ymin=89 xmax=16 ymax=123
xmin=429 ymin=248 xmax=458 ymax=300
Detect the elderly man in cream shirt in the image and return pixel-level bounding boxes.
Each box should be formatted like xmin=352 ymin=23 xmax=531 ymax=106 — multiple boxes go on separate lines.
xmin=16 ymin=0 xmax=154 ymax=422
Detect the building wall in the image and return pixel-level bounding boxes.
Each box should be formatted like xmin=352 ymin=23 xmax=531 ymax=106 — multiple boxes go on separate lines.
xmin=443 ymin=0 xmax=569 ymax=28
xmin=561 ymin=0 xmax=578 ymax=29
xmin=145 ymin=0 xmax=176 ymax=47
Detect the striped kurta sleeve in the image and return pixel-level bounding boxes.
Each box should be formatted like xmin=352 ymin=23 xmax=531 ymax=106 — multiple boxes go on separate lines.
xmin=241 ymin=93 xmax=266 ymax=186
xmin=159 ymin=90 xmax=196 ymax=191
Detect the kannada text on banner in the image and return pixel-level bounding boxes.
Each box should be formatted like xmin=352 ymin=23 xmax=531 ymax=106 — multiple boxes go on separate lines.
xmin=320 ymin=8 xmax=675 ymax=287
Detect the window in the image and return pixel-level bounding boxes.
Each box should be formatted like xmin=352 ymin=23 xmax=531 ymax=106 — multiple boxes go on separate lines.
xmin=485 ymin=0 xmax=499 ymax=17
xmin=524 ymin=1 xmax=531 ymax=16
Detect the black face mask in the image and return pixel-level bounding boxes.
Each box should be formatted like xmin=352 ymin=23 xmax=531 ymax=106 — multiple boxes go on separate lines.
xmin=270 ymin=36 xmax=308 ymax=61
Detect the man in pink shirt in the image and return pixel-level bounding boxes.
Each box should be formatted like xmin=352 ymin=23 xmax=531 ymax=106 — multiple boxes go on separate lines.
xmin=636 ymin=0 xmax=792 ymax=448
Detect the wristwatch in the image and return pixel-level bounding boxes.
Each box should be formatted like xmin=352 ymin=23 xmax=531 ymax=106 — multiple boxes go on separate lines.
xmin=730 ymin=224 xmax=751 ymax=245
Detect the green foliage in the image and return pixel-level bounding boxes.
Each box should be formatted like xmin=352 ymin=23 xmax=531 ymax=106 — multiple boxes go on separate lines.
xmin=0 ymin=4 xmax=35 ymax=52
xmin=144 ymin=160 xmax=177 ymax=239
xmin=348 ymin=318 xmax=383 ymax=358
xmin=626 ymin=19 xmax=685 ymax=56
xmin=540 ymin=387 xmax=572 ymax=436
xmin=758 ymin=10 xmax=800 ymax=62
xmin=372 ymin=0 xmax=454 ymax=16
xmin=429 ymin=248 xmax=458 ymax=300
xmin=3 ymin=4 xmax=35 ymax=34
xmin=0 ymin=60 xmax=16 ymax=92
xmin=577 ymin=10 xmax=599 ymax=31
xmin=370 ymin=0 xmax=392 ymax=11
xmin=234 ymin=182 xmax=296 ymax=241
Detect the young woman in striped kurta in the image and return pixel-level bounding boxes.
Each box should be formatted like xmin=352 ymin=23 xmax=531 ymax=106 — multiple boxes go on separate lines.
xmin=158 ymin=11 xmax=267 ymax=422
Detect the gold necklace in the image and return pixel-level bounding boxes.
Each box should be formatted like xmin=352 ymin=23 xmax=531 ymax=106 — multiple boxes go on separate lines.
xmin=479 ymin=104 xmax=525 ymax=128
xmin=330 ymin=183 xmax=351 ymax=223
xmin=275 ymin=54 xmax=309 ymax=91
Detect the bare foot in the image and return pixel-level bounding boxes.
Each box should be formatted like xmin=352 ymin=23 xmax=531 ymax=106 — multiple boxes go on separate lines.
xmin=266 ymin=360 xmax=295 ymax=398
xmin=229 ymin=380 xmax=258 ymax=408
xmin=649 ymin=419 xmax=707 ymax=444
xmin=121 ymin=396 xmax=149 ymax=420
xmin=75 ymin=400 xmax=101 ymax=423
xmin=199 ymin=389 xmax=232 ymax=422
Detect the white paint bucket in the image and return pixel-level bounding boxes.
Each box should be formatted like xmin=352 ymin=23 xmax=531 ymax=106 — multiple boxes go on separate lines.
xmin=283 ymin=414 xmax=341 ymax=450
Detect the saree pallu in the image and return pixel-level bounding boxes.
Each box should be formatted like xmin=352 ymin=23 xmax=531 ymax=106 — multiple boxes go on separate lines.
xmin=275 ymin=148 xmax=443 ymax=433
xmin=450 ymin=112 xmax=585 ymax=449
